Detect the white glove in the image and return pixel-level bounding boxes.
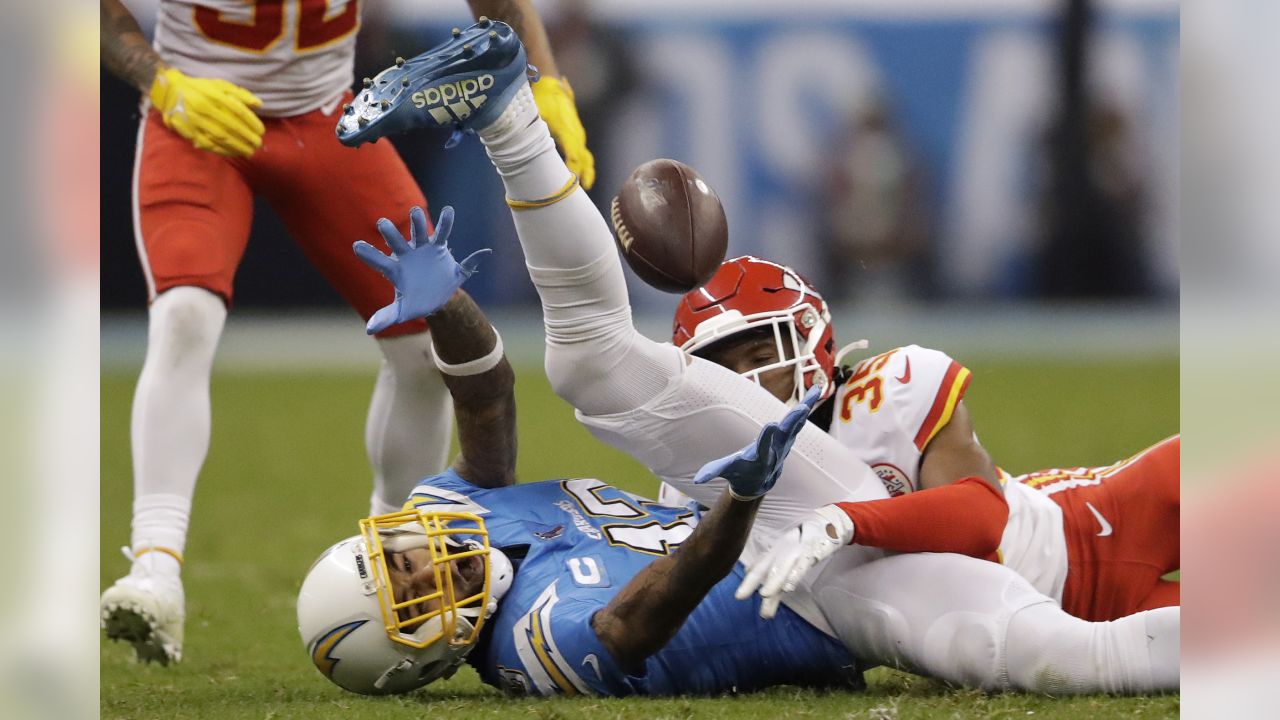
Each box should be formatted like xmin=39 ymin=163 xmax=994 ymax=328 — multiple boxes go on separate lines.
xmin=735 ymin=504 xmax=855 ymax=619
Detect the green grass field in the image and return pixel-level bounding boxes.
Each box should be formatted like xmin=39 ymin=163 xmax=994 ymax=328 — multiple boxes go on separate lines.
xmin=101 ymin=357 xmax=1180 ymax=719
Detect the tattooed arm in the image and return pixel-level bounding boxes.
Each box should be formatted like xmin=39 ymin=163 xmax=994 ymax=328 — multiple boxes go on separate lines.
xmin=466 ymin=0 xmax=560 ymax=77
xmin=591 ymin=492 xmax=762 ymax=673
xmin=101 ymin=0 xmax=163 ymax=92
xmin=429 ymin=290 xmax=518 ymax=490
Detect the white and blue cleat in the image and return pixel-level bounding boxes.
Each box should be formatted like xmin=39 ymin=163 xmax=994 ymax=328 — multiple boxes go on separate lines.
xmin=336 ymin=18 xmax=532 ymax=148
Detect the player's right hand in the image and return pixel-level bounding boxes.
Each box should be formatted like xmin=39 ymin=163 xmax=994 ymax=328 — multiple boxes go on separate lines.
xmin=149 ymin=67 xmax=265 ymax=157
xmin=693 ymin=386 xmax=821 ymax=500
xmin=735 ymin=503 xmax=854 ymax=620
xmin=354 ymin=206 xmax=491 ymax=334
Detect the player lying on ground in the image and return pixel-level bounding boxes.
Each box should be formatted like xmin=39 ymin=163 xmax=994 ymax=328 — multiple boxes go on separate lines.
xmin=661 ymin=256 xmax=1179 ymax=622
xmin=298 ymin=200 xmax=1162 ymax=697
xmin=321 ymin=19 xmax=1178 ymax=695
xmin=299 ymin=284 xmax=847 ymax=694
xmin=99 ymin=0 xmax=594 ymax=664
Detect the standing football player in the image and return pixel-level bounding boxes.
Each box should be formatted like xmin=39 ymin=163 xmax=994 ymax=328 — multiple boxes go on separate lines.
xmin=665 ymin=256 xmax=1179 ymax=623
xmin=327 ymin=20 xmax=1178 ymax=694
xmin=99 ymin=0 xmax=594 ymax=665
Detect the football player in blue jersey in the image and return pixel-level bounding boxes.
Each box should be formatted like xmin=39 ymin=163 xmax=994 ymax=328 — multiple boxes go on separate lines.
xmin=297 ymin=201 xmax=856 ymax=696
xmin=298 ymin=21 xmax=1178 ymax=698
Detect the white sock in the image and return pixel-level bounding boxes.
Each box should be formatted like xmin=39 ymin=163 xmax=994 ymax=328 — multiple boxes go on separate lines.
xmin=1143 ymin=605 xmax=1181 ymax=687
xmin=128 ymin=286 xmax=226 ymax=577
xmin=477 ymin=81 xmax=627 ymax=300
xmin=367 ymin=332 xmax=453 ymax=515
xmin=477 ymin=82 xmax=675 ymax=416
xmin=129 ymin=494 xmax=190 ymax=577
xmin=1005 ymin=602 xmax=1180 ymax=694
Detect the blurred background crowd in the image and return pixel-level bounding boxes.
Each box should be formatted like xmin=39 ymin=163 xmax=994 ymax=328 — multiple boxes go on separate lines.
xmin=100 ymin=0 xmax=1178 ymax=315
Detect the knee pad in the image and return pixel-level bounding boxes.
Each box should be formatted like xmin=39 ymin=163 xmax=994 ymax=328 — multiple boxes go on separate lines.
xmin=923 ymin=610 xmax=1007 ymax=690
xmin=545 ymin=328 xmax=683 ymax=416
xmin=148 ymin=287 xmax=226 ymax=367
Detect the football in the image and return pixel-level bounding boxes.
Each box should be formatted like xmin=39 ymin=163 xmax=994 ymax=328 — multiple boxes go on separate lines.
xmin=610 ymin=159 xmax=729 ymax=293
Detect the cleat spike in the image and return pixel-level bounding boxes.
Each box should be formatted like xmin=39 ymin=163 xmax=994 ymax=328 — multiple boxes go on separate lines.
xmin=463 ymin=43 xmax=473 ymax=56
xmin=402 ymin=79 xmax=411 ymax=87
xmin=396 ymin=56 xmax=405 ymax=67
xmin=489 ymin=31 xmax=497 ymax=39
xmin=363 ymin=77 xmax=372 ymax=88
xmin=358 ymin=116 xmax=369 ymax=127
xmin=478 ymin=15 xmax=489 ymax=24
xmin=343 ymin=104 xmax=353 ymax=114
xmin=381 ymin=99 xmax=391 ymax=110
xmin=451 ymin=27 xmax=461 ymax=36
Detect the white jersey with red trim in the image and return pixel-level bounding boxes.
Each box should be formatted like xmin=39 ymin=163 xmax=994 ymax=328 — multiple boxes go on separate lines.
xmin=829 ymin=345 xmax=1068 ymax=601
xmin=657 ymin=345 xmax=1070 ymax=601
xmin=827 ymin=346 xmax=968 ymax=497
xmin=153 ymin=0 xmax=361 ymax=117
xmin=998 ymin=478 xmax=1068 ymax=602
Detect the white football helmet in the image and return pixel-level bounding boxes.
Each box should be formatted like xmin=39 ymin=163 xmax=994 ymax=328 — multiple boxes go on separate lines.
xmin=296 ymin=509 xmax=513 ymax=695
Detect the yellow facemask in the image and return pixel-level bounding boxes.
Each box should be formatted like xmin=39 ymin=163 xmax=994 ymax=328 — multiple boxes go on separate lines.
xmin=358 ymin=509 xmax=494 ymax=650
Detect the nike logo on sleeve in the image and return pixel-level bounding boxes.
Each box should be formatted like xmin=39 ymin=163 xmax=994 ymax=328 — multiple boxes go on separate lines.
xmin=895 ymin=357 xmax=912 ymax=384
xmin=1085 ymin=502 xmax=1113 ymax=537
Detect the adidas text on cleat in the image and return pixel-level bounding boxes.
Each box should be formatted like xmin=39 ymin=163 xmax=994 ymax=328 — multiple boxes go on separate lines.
xmin=335 ymin=18 xmax=532 ymax=147
xmin=101 ymin=574 xmax=185 ymax=664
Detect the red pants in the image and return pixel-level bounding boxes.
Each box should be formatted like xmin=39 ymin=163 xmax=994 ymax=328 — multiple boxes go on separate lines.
xmin=1022 ymin=436 xmax=1180 ymax=621
xmin=132 ymin=93 xmax=428 ymax=337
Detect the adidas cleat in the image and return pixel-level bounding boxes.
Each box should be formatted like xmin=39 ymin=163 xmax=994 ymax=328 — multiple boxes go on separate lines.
xmin=336 ymin=18 xmax=532 ymax=147
xmin=101 ymin=573 xmax=185 ymax=664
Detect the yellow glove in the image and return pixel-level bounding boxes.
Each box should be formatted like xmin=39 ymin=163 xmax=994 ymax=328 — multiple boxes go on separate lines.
xmin=532 ymin=76 xmax=596 ymax=190
xmin=149 ymin=67 xmax=265 ymax=158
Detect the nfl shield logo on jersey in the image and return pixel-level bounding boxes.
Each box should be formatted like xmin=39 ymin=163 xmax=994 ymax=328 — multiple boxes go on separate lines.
xmin=873 ymin=463 xmax=912 ymax=497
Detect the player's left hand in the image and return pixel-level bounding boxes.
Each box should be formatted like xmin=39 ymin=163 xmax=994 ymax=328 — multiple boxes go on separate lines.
xmin=532 ymin=76 xmax=596 ymax=190
xmin=353 ymin=206 xmax=491 ymax=334
xmin=693 ymin=386 xmax=821 ymax=500
xmin=735 ymin=503 xmax=854 ymax=620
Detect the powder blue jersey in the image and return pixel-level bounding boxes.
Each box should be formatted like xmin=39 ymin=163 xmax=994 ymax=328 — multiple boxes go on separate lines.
xmin=406 ymin=470 xmax=860 ymax=696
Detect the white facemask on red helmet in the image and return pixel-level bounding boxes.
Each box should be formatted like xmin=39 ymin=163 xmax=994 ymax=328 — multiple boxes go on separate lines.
xmin=672 ymin=256 xmax=838 ymax=405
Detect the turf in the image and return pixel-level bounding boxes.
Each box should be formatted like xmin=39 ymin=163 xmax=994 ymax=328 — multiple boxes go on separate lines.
xmin=101 ymin=357 xmax=1179 ymax=719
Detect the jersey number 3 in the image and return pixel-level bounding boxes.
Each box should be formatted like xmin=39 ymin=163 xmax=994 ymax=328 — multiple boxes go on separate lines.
xmin=196 ymin=0 xmax=360 ymax=53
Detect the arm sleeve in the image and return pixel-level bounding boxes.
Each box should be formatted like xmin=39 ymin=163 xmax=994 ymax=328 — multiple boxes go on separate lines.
xmin=835 ymin=476 xmax=1008 ymax=559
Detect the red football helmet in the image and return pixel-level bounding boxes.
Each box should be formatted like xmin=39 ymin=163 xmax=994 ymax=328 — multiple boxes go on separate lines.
xmin=672 ymin=256 xmax=838 ymax=404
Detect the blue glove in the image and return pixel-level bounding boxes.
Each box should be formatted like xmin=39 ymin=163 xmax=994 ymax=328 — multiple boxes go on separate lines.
xmin=693 ymin=386 xmax=822 ymax=500
xmin=352 ymin=205 xmax=491 ymax=334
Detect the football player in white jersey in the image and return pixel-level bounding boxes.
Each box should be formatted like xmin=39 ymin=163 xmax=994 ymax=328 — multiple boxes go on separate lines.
xmin=333 ymin=22 xmax=1179 ymax=694
xmin=100 ymin=0 xmax=595 ymax=665
xmin=665 ymin=256 xmax=1179 ymax=623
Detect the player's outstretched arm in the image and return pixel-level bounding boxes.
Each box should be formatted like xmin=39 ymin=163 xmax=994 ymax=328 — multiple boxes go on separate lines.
xmin=590 ymin=390 xmax=820 ymax=673
xmin=424 ymin=291 xmax=517 ymax=490
xmin=465 ymin=0 xmax=596 ymax=188
xmin=355 ymin=207 xmax=514 ymax=489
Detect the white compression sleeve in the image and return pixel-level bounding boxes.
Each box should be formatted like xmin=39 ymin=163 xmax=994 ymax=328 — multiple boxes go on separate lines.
xmin=478 ymin=83 xmax=680 ymax=415
xmin=129 ymin=286 xmax=226 ymax=573
xmin=367 ymin=331 xmax=453 ymax=516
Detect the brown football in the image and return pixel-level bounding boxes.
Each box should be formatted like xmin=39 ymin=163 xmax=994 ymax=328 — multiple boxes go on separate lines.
xmin=609 ymin=159 xmax=729 ymax=293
